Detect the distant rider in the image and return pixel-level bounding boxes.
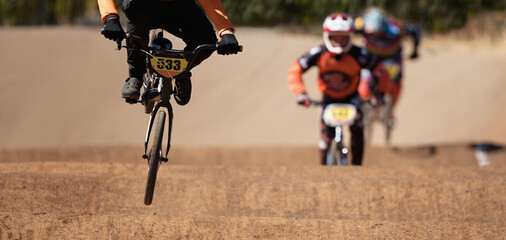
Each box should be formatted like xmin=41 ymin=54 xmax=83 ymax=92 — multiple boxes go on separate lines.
xmin=354 ymin=7 xmax=421 ymax=107
xmin=98 ymin=0 xmax=241 ymax=105
xmin=287 ymin=13 xmax=390 ymax=165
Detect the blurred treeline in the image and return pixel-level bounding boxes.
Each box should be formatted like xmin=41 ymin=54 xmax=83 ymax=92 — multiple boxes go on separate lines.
xmin=222 ymin=0 xmax=506 ymax=33
xmin=1 ymin=0 xmax=505 ymax=33
xmin=0 ymin=0 xmax=119 ymax=25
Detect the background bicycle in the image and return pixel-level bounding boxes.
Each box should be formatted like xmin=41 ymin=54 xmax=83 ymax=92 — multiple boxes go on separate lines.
xmin=311 ymin=100 xmax=358 ymax=166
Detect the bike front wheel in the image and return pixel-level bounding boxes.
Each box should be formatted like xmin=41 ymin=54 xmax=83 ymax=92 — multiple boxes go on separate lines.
xmin=383 ymin=94 xmax=393 ymax=143
xmin=326 ymin=141 xmax=348 ymax=166
xmin=144 ymin=111 xmax=166 ymax=205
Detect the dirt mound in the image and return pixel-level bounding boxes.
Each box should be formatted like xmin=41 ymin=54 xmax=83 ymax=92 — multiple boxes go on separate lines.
xmin=1 ymin=146 xmax=505 ymax=239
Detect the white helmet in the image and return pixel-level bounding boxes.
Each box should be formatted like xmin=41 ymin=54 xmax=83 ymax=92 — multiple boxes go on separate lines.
xmin=323 ymin=13 xmax=354 ymax=55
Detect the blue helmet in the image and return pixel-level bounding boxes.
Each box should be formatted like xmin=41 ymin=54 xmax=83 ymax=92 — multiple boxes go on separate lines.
xmin=363 ymin=8 xmax=387 ymax=34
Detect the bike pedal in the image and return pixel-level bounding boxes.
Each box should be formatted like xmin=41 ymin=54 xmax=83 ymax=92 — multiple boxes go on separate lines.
xmin=142 ymin=154 xmax=149 ymax=159
xmin=125 ymin=98 xmax=140 ymax=104
xmin=161 ymin=157 xmax=168 ymax=163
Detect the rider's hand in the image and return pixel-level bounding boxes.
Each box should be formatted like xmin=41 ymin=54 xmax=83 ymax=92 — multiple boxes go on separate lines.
xmin=101 ymin=14 xmax=126 ymax=42
xmin=371 ymin=94 xmax=385 ymax=106
xmin=296 ymin=93 xmax=311 ymax=108
xmin=409 ymin=51 xmax=419 ymax=59
xmin=218 ymin=33 xmax=240 ymax=55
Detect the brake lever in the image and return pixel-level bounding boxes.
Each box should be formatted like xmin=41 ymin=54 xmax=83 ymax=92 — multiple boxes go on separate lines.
xmin=116 ymin=38 xmax=122 ymax=51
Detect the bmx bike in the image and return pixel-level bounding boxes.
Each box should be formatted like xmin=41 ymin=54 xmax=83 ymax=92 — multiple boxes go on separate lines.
xmin=361 ymin=59 xmax=398 ymax=143
xmin=116 ymin=30 xmax=242 ymax=205
xmin=362 ymin=92 xmax=393 ymax=143
xmin=311 ymin=100 xmax=357 ymax=166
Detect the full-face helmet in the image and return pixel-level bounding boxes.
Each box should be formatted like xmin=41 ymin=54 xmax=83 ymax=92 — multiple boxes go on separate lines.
xmin=322 ymin=13 xmax=354 ymax=55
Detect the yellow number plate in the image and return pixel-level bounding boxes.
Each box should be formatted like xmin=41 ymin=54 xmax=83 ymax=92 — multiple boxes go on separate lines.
xmin=151 ymin=56 xmax=188 ymax=77
xmin=383 ymin=60 xmax=401 ymax=80
xmin=327 ymin=108 xmax=354 ymax=121
xmin=323 ymin=104 xmax=357 ymax=127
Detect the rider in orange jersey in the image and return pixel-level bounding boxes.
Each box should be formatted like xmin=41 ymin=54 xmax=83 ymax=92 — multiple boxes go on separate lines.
xmin=354 ymin=8 xmax=421 ymax=106
xmin=287 ymin=13 xmax=390 ymax=165
xmin=98 ymin=0 xmax=241 ymax=105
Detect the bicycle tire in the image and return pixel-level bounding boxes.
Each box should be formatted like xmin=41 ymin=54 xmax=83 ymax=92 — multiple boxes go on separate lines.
xmin=383 ymin=94 xmax=393 ymax=143
xmin=326 ymin=145 xmax=334 ymax=165
xmin=144 ymin=111 xmax=166 ymax=205
xmin=145 ymin=100 xmax=155 ymax=114
xmin=144 ymin=80 xmax=155 ymax=114
xmin=336 ymin=143 xmax=347 ymax=166
xmin=325 ymin=141 xmax=344 ymax=165
xmin=362 ymin=103 xmax=375 ymax=144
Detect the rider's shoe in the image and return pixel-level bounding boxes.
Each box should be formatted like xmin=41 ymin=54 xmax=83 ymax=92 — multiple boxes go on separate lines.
xmin=174 ymin=73 xmax=192 ymax=106
xmin=121 ymin=77 xmax=142 ymax=100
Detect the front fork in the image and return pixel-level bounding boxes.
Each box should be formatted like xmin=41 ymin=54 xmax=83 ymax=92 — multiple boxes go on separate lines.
xmin=142 ymin=77 xmax=174 ymax=162
xmin=332 ymin=126 xmax=348 ymax=165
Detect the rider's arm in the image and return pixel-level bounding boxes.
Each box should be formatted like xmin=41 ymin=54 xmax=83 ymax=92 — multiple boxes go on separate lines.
xmin=370 ymin=62 xmax=391 ymax=94
xmin=197 ymin=0 xmax=236 ymax=37
xmin=287 ymin=62 xmax=307 ymax=96
xmin=351 ymin=46 xmax=390 ymax=95
xmin=403 ymin=24 xmax=421 ymax=57
xmin=287 ymin=45 xmax=325 ymax=96
xmin=97 ymin=0 xmax=119 ymax=23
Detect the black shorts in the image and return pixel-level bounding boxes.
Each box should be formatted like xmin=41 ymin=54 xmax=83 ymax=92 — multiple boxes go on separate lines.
xmin=122 ymin=0 xmax=217 ymax=50
xmin=122 ymin=0 xmax=218 ymax=77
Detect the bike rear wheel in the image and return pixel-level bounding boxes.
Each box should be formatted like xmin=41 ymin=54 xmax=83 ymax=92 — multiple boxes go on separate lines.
xmin=383 ymin=94 xmax=393 ymax=143
xmin=144 ymin=111 xmax=166 ymax=205
xmin=362 ymin=102 xmax=375 ymax=144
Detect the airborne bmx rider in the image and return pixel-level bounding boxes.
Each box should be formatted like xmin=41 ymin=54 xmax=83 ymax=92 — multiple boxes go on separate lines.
xmin=98 ymin=0 xmax=241 ymax=106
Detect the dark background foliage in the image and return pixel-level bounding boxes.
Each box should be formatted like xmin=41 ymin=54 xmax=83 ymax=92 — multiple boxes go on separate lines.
xmin=0 ymin=0 xmax=504 ymax=33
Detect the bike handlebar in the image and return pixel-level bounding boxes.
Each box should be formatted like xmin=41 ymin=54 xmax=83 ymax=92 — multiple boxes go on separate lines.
xmin=116 ymin=34 xmax=242 ymax=74
xmin=309 ymin=99 xmax=322 ymax=106
xmin=117 ymin=33 xmax=243 ymax=53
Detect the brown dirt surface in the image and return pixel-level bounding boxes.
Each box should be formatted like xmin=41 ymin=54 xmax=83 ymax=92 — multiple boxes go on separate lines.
xmin=0 ymin=27 xmax=505 ymax=239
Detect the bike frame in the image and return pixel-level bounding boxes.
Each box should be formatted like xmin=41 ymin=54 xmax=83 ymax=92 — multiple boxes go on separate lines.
xmin=328 ymin=126 xmax=349 ymax=165
xmin=362 ymin=92 xmax=393 ymax=143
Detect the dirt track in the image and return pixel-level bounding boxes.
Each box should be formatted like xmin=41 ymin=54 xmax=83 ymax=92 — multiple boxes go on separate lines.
xmin=0 ymin=27 xmax=505 ymax=239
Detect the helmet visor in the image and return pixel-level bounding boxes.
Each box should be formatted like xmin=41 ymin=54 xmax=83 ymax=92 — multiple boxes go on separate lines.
xmin=328 ymin=32 xmax=350 ymax=49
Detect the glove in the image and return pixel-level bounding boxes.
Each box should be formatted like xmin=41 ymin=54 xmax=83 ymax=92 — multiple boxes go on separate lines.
xmin=409 ymin=51 xmax=419 ymax=59
xmin=101 ymin=14 xmax=126 ymax=41
xmin=217 ymin=34 xmax=240 ymax=55
xmin=371 ymin=93 xmax=385 ymax=106
xmin=296 ymin=93 xmax=311 ymax=108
